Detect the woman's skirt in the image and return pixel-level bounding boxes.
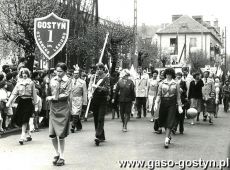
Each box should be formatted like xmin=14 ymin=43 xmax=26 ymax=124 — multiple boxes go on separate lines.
xmin=49 ymin=100 xmax=70 ymax=138
xmin=13 ymin=97 xmax=34 ymax=127
xmin=159 ymin=96 xmax=177 ymax=129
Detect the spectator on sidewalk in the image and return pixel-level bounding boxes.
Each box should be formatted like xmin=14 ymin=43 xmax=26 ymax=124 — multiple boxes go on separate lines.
xmin=0 ymin=80 xmax=8 ymax=133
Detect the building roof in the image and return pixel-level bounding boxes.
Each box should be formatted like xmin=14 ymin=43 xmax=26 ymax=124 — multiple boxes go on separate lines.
xmin=157 ymin=15 xmax=222 ymax=44
xmin=157 ymin=15 xmax=211 ymax=34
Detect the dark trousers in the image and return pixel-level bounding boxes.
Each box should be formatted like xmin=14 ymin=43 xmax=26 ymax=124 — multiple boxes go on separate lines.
xmin=154 ymin=119 xmax=160 ymax=131
xmin=136 ymin=97 xmax=147 ymax=117
xmin=112 ymin=102 xmax=119 ymax=119
xmin=120 ymin=102 xmax=132 ymax=126
xmin=71 ymin=115 xmax=82 ymax=130
xmin=223 ymin=97 xmax=229 ymax=112
xmin=91 ymin=100 xmax=106 ymax=140
xmin=173 ymin=110 xmax=185 ymax=133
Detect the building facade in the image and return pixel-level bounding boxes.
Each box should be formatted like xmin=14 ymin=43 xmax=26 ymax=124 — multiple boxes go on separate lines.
xmin=156 ymin=15 xmax=223 ymax=66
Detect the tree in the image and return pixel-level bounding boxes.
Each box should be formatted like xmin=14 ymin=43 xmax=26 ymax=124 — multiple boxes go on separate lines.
xmin=187 ymin=50 xmax=210 ymax=73
xmin=67 ymin=21 xmax=133 ymax=73
xmin=0 ymin=0 xmax=96 ymax=71
xmin=0 ymin=0 xmax=63 ymax=71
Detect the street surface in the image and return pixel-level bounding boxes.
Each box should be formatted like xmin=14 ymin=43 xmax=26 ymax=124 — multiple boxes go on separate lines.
xmin=0 ymin=105 xmax=230 ymax=170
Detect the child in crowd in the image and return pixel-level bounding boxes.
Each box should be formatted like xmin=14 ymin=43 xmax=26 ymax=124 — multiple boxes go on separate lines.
xmin=0 ymin=81 xmax=8 ymax=132
xmin=30 ymin=89 xmax=42 ymax=132
xmin=205 ymin=91 xmax=217 ymax=124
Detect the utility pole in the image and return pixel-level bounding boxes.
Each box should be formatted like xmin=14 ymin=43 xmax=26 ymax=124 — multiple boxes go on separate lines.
xmin=133 ymin=0 xmax=138 ymax=68
xmin=95 ymin=0 xmax=99 ymax=26
xmin=225 ymin=26 xmax=227 ymax=71
xmin=94 ymin=0 xmax=99 ymax=64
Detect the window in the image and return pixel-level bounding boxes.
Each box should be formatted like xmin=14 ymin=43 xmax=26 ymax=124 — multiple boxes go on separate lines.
xmin=170 ymin=38 xmax=178 ymax=54
xmin=170 ymin=38 xmax=177 ymax=47
xmin=190 ymin=38 xmax=197 ymax=47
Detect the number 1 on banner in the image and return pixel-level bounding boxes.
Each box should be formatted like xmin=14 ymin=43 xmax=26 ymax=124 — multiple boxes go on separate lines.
xmin=48 ymin=30 xmax=53 ymax=42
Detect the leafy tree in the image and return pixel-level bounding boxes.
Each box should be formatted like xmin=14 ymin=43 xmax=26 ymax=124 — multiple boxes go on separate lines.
xmin=0 ymin=0 xmax=95 ymax=71
xmin=67 ymin=21 xmax=133 ymax=73
xmin=0 ymin=0 xmax=63 ymax=71
xmin=187 ymin=50 xmax=210 ymax=73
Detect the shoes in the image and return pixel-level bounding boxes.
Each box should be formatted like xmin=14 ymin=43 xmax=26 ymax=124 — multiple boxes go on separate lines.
xmin=209 ymin=118 xmax=213 ymax=124
xmin=203 ymin=116 xmax=207 ymax=121
xmin=56 ymin=158 xmax=65 ymax=166
xmin=0 ymin=129 xmax=4 ymax=135
xmin=155 ymin=129 xmax=162 ymax=134
xmin=136 ymin=116 xmax=141 ymax=119
xmin=180 ymin=131 xmax=184 ymax=134
xmin=171 ymin=129 xmax=176 ymax=135
xmin=26 ymin=136 xmax=32 ymax=142
xmin=122 ymin=128 xmax=127 ymax=132
xmin=95 ymin=138 xmax=100 ymax=146
xmin=164 ymin=137 xmax=170 ymax=149
xmin=19 ymin=139 xmax=24 ymax=145
xmin=168 ymin=136 xmax=172 ymax=144
xmin=52 ymin=155 xmax=60 ymax=165
xmin=190 ymin=122 xmax=195 ymax=125
xmin=150 ymin=118 xmax=154 ymax=122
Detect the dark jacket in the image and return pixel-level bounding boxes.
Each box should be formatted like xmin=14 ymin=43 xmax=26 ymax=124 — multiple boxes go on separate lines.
xmin=179 ymin=80 xmax=187 ymax=104
xmin=93 ymin=73 xmax=110 ymax=100
xmin=188 ymin=79 xmax=204 ymax=99
xmin=114 ymin=78 xmax=135 ymax=102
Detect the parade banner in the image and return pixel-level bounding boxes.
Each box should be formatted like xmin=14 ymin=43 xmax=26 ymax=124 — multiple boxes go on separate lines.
xmin=34 ymin=13 xmax=70 ymax=60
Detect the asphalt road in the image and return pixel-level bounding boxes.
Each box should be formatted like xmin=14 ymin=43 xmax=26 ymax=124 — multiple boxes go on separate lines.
xmin=0 ymin=105 xmax=230 ymax=170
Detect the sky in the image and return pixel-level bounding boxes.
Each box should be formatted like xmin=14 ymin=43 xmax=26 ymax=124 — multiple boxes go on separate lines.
xmin=99 ymin=0 xmax=230 ymax=53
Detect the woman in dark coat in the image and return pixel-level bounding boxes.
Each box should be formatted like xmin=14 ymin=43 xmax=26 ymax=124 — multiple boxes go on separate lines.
xmin=46 ymin=63 xmax=71 ymax=166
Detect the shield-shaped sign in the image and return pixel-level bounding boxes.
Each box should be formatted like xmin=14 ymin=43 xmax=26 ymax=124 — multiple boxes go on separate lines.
xmin=34 ymin=12 xmax=70 ymax=60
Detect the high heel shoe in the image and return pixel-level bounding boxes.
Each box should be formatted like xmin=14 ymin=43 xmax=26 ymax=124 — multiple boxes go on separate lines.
xmin=52 ymin=155 xmax=60 ymax=165
xmin=26 ymin=135 xmax=32 ymax=142
xmin=164 ymin=137 xmax=170 ymax=149
xmin=56 ymin=158 xmax=65 ymax=166
xmin=19 ymin=139 xmax=24 ymax=145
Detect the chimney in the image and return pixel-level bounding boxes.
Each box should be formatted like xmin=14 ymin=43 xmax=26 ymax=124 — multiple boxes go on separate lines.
xmin=214 ymin=19 xmax=218 ymax=27
xmin=205 ymin=21 xmax=211 ymax=25
xmin=192 ymin=15 xmax=203 ymax=24
xmin=172 ymin=15 xmax=182 ymax=22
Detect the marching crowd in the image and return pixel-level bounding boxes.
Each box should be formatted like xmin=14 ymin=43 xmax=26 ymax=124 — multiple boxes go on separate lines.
xmin=0 ymin=57 xmax=229 ymax=166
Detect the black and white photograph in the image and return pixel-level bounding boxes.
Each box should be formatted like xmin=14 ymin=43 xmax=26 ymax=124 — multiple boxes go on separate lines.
xmin=0 ymin=0 xmax=230 ymax=169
